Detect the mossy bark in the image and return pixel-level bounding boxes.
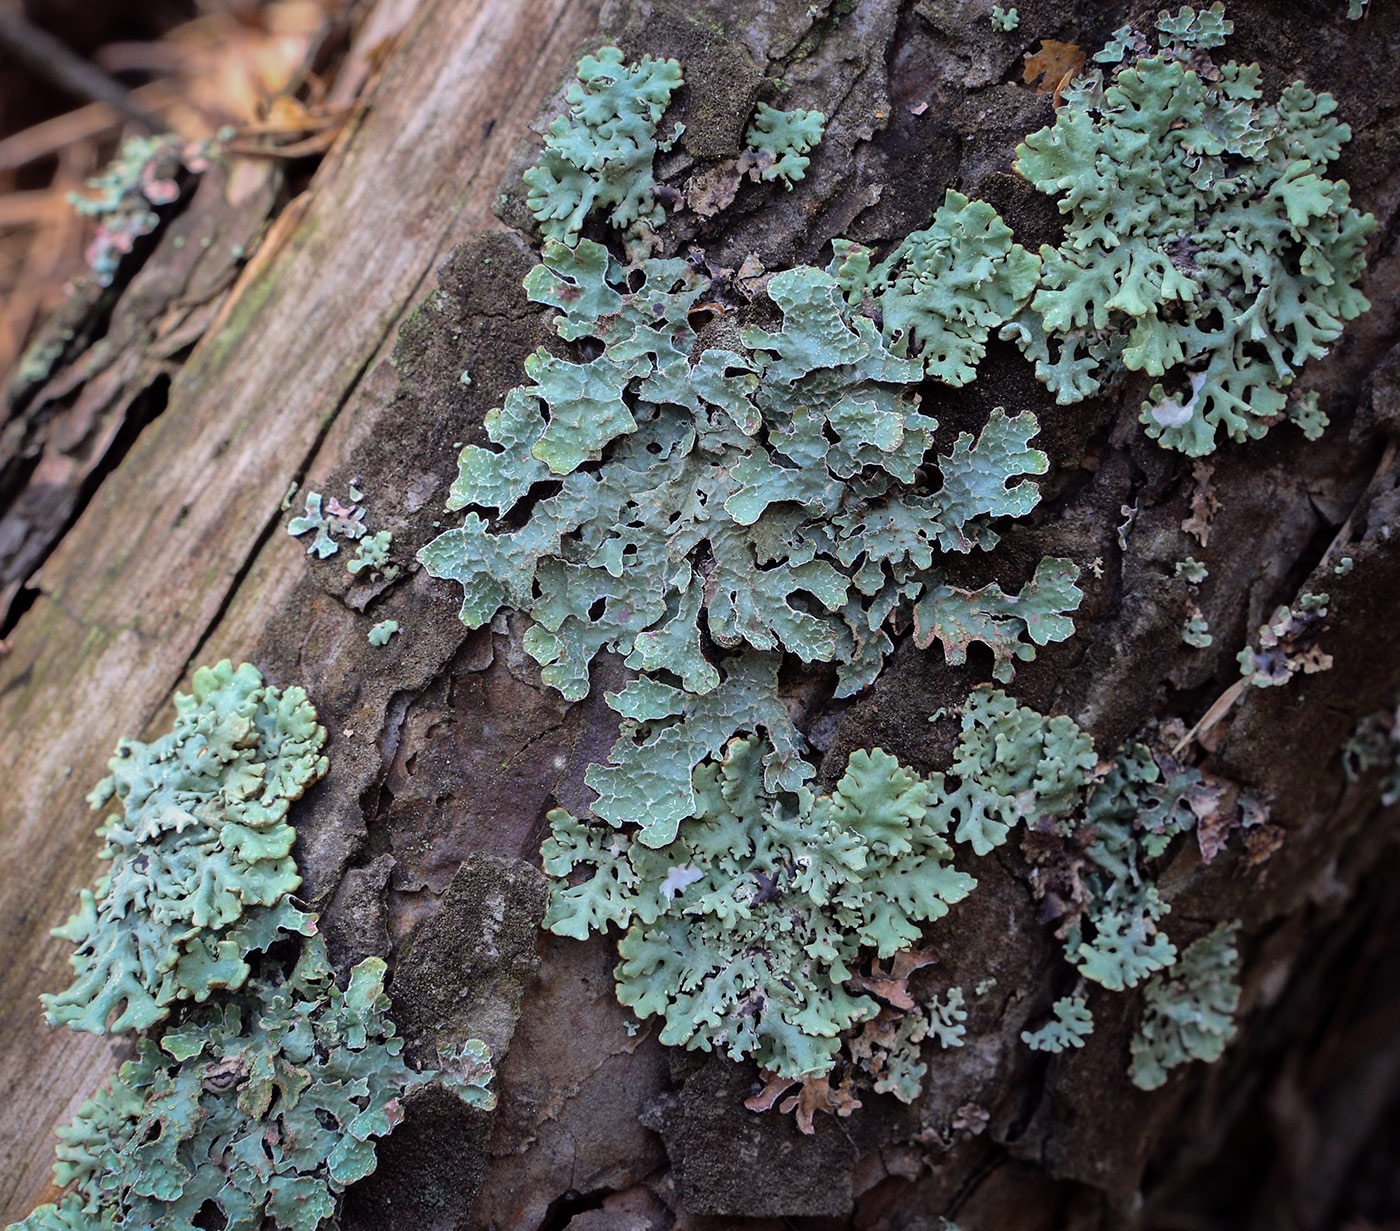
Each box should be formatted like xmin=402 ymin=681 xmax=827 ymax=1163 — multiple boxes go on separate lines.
xmin=2 ymin=2 xmax=1399 ymax=1229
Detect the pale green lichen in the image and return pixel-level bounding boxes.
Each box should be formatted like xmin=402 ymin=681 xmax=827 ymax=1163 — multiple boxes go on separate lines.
xmin=544 ymin=735 xmax=976 ymax=1077
xmin=1175 ymin=557 xmax=1208 ymax=583
xmin=421 ymin=231 xmax=1078 ymax=846
xmin=1022 ymin=996 xmax=1094 ymax=1051
xmin=348 ymin=530 xmax=398 ymax=580
xmin=926 ymin=986 xmax=968 ymax=1048
xmin=1342 ymin=703 xmax=1399 ymax=805
xmin=743 ymin=102 xmax=827 ymax=187
xmin=1005 ymin=4 xmax=1375 ymax=455
xmin=15 ymin=939 xmax=494 ymax=1231
xmin=830 ymin=190 xmax=1041 ymax=386
xmin=1237 ymin=593 xmax=1332 ymax=687
xmin=1182 ymin=611 xmax=1212 ymax=648
xmin=41 ymin=662 xmax=328 ymax=1035
xmin=990 ymin=5 xmax=1019 ymax=31
xmin=543 ymin=687 xmax=1095 ymax=1079
xmin=1347 ymin=0 xmax=1368 ymax=17
xmin=1064 ymin=744 xmax=1199 ymax=989
xmin=368 ymin=618 xmax=400 ymax=646
xmin=16 ymin=666 xmax=494 ymax=1231
xmin=288 ymin=490 xmax=367 ymax=558
xmin=522 ymin=47 xmax=683 ymax=249
xmin=1129 ymin=923 xmax=1240 ymax=1089
xmin=69 ymin=133 xmax=212 ymax=285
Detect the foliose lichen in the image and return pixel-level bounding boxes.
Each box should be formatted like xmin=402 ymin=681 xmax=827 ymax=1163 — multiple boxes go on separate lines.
xmin=543 ymin=687 xmax=1117 ymax=1082
xmin=830 ymin=190 xmax=1041 ymax=386
xmin=1182 ymin=610 xmax=1212 ymax=648
xmin=69 ymin=134 xmax=215 ymax=285
xmin=288 ymin=489 xmax=367 ymax=559
xmin=16 ymin=938 xmax=494 ymax=1231
xmin=41 ymin=661 xmax=329 ymax=1035
xmin=743 ymin=103 xmax=827 ymax=188
xmin=991 ymin=5 xmax=1020 ymax=31
xmin=1175 ymin=557 xmax=1208 ymax=583
xmin=1236 ymin=592 xmax=1332 ymax=687
xmin=1342 ymin=702 xmax=1399 ymax=804
xmin=521 ymin=46 xmax=683 ymax=250
xmin=420 ymin=36 xmax=1292 ymax=1123
xmin=368 ymin=618 xmax=401 ymax=646
xmin=16 ymin=665 xmax=494 ymax=1231
xmin=542 ymin=732 xmax=977 ymax=1078
xmin=1021 ymin=996 xmax=1094 ymax=1052
xmin=420 ymin=218 xmax=1077 ymax=845
xmin=1005 ymin=3 xmax=1375 ymax=455
xmin=348 ymin=530 xmax=399 ymax=580
xmin=1129 ymin=923 xmax=1241 ymax=1089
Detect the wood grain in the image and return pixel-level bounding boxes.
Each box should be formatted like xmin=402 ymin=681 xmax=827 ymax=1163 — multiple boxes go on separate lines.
xmin=0 ymin=0 xmax=597 ymax=1216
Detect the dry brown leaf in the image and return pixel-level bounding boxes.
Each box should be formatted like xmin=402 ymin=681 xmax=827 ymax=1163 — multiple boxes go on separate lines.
xmin=779 ymin=1074 xmax=862 ymax=1134
xmin=744 ymin=1070 xmax=798 ymax=1114
xmin=1023 ymin=40 xmax=1087 ymax=104
xmin=1182 ymin=459 xmax=1218 ymax=546
xmin=1242 ymin=823 xmax=1285 ymax=871
xmin=847 ymin=944 xmax=939 ymax=1010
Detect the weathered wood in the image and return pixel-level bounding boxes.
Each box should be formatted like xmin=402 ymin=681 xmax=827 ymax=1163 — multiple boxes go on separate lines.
xmin=3 ymin=1 xmax=1400 ymax=1227
xmin=0 ymin=0 xmax=600 ymax=1215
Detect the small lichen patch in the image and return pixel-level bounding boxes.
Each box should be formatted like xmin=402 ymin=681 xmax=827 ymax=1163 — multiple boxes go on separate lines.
xmin=1175 ymin=557 xmax=1208 ymax=584
xmin=522 ymin=47 xmax=683 ymax=250
xmin=41 ymin=662 xmax=328 ymax=1035
xmin=1237 ymin=594 xmax=1332 ymax=687
xmin=1129 ymin=923 xmax=1240 ymax=1089
xmin=69 ymin=133 xmax=215 ymax=285
xmin=348 ymin=530 xmax=399 ymax=581
xmin=1343 ymin=702 xmax=1399 ymax=804
xmin=1022 ymin=996 xmax=1094 ymax=1051
xmin=1005 ymin=4 xmax=1375 ymax=455
xmin=743 ymin=102 xmax=827 ymax=187
xmin=991 ymin=5 xmax=1019 ymax=31
xmin=16 ymin=666 xmax=494 ymax=1231
xmin=288 ymin=489 xmax=367 ymax=558
xmin=1182 ymin=610 xmax=1212 ymax=648
xmin=368 ymin=619 xmax=401 ymax=646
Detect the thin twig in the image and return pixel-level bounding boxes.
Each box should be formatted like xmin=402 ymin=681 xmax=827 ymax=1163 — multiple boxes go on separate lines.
xmin=1171 ymin=438 xmax=1400 ymax=759
xmin=0 ymin=82 xmax=177 ymax=174
xmin=1172 ymin=680 xmax=1247 ymax=757
xmin=0 ymin=11 xmax=164 ymax=130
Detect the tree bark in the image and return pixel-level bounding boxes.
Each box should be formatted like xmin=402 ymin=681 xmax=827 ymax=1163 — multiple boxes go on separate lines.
xmin=1 ymin=1 xmax=1399 ymax=1229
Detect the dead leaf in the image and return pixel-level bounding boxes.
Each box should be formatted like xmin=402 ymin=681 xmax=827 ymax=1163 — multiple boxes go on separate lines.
xmin=847 ymin=944 xmax=939 ymax=1010
xmin=1023 ymin=40 xmax=1087 ymax=104
xmin=1242 ymin=823 xmax=1285 ymax=871
xmin=744 ymin=1071 xmax=798 ymax=1114
xmin=779 ymin=1074 xmax=862 ymax=1134
xmin=1182 ymin=459 xmax=1218 ymax=546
